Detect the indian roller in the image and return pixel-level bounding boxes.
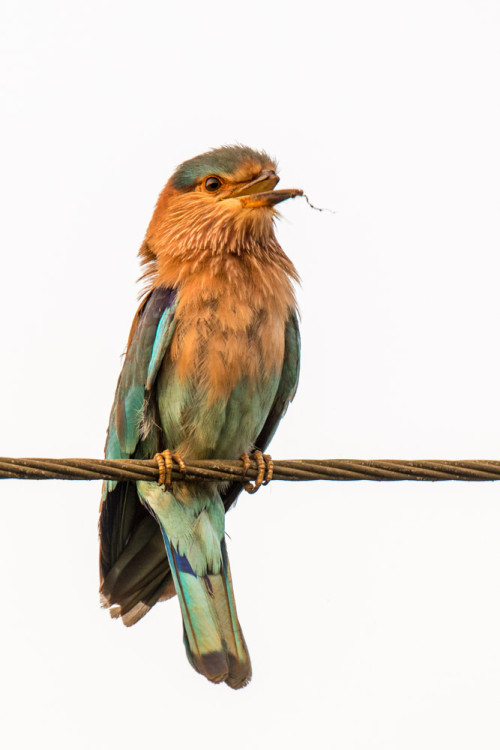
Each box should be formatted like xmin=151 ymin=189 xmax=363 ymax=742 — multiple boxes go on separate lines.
xmin=99 ymin=145 xmax=301 ymax=689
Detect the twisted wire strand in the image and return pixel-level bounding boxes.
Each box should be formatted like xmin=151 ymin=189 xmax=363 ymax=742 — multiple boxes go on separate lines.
xmin=2 ymin=457 xmax=500 ymax=482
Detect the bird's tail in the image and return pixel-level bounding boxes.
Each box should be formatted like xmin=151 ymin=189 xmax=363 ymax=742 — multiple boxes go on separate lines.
xmin=161 ymin=529 xmax=251 ymax=689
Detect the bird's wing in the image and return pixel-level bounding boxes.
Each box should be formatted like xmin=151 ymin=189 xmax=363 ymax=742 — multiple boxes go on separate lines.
xmin=99 ymin=286 xmax=179 ymax=626
xmin=104 ymin=286 xmax=178 ymax=464
xmin=99 ymin=301 xmax=300 ymax=624
xmin=222 ymin=310 xmax=301 ymax=512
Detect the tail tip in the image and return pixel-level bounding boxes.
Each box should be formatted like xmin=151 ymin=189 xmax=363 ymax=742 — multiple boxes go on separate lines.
xmin=225 ymin=653 xmax=252 ymax=690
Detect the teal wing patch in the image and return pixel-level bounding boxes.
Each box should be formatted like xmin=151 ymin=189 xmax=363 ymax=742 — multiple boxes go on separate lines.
xmin=105 ymin=287 xmax=178 ymax=462
xmin=99 ymin=286 xmax=178 ymax=625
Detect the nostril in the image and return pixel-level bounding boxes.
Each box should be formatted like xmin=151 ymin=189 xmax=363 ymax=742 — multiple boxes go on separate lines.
xmin=261 ymin=169 xmax=280 ymax=186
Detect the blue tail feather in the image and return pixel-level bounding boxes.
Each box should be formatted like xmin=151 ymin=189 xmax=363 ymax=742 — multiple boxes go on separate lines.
xmin=160 ymin=527 xmax=251 ymax=688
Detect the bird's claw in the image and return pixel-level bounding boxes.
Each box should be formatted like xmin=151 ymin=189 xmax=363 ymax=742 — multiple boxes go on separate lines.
xmin=154 ymin=449 xmax=186 ymax=491
xmin=240 ymin=450 xmax=273 ymax=494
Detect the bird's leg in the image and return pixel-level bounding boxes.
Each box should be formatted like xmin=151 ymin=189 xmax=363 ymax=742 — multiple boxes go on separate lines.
xmin=240 ymin=450 xmax=273 ymax=494
xmin=154 ymin=449 xmax=186 ymax=491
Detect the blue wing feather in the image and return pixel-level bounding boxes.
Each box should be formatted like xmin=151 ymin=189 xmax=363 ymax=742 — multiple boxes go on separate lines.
xmin=105 ymin=286 xmax=178 ymax=462
xmin=147 ymin=303 xmax=178 ymax=390
xmin=99 ymin=286 xmax=178 ymax=625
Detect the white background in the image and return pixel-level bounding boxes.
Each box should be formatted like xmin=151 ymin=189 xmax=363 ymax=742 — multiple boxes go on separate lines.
xmin=1 ymin=1 xmax=500 ymax=748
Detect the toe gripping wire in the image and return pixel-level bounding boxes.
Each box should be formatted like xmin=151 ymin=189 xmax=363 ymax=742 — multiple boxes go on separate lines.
xmin=154 ymin=449 xmax=273 ymax=493
xmin=154 ymin=450 xmax=186 ymax=491
xmin=240 ymin=451 xmax=274 ymax=494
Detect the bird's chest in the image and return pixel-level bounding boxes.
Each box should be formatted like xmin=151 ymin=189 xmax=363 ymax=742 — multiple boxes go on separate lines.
xmin=157 ymin=293 xmax=286 ymax=457
xmin=170 ymin=293 xmax=286 ymax=399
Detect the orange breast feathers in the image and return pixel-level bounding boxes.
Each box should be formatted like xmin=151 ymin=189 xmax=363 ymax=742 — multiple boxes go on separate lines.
xmin=140 ymin=186 xmax=299 ymax=400
xmin=168 ymin=255 xmax=296 ymax=400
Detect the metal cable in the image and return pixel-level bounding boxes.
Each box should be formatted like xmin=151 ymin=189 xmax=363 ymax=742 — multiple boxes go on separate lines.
xmin=2 ymin=457 xmax=500 ymax=482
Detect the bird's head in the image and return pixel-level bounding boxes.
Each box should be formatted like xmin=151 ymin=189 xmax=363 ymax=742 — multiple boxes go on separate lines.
xmin=140 ymin=145 xmax=302 ymax=274
xmin=169 ymin=145 xmax=301 ymax=208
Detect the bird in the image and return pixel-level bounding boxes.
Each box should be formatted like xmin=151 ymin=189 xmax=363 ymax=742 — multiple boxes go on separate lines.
xmin=98 ymin=145 xmax=301 ymax=689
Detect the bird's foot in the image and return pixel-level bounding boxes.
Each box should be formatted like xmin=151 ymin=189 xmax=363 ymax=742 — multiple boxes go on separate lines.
xmin=240 ymin=450 xmax=273 ymax=494
xmin=154 ymin=449 xmax=186 ymax=491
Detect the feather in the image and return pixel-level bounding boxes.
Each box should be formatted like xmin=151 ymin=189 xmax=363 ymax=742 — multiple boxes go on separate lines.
xmin=99 ymin=145 xmax=301 ymax=689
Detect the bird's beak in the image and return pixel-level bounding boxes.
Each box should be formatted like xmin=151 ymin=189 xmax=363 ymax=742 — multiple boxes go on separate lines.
xmin=231 ymin=169 xmax=303 ymax=207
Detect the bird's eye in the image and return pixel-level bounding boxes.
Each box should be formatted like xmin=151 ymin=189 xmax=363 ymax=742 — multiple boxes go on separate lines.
xmin=204 ymin=176 xmax=222 ymax=192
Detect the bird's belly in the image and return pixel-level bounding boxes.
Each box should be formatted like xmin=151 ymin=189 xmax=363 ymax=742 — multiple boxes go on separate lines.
xmin=157 ymin=367 xmax=281 ymax=460
xmin=157 ymin=300 xmax=287 ymax=458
